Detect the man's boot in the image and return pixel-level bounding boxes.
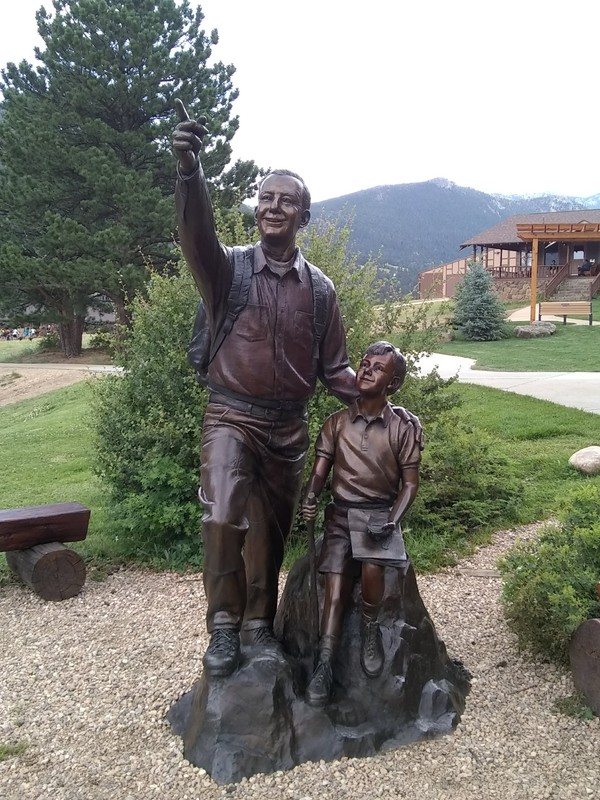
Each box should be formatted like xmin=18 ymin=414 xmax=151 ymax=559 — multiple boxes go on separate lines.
xmin=360 ymin=603 xmax=384 ymax=678
xmin=305 ymin=635 xmax=337 ymax=707
xmin=202 ymin=628 xmax=241 ymax=678
xmin=242 ymin=620 xmax=280 ymax=649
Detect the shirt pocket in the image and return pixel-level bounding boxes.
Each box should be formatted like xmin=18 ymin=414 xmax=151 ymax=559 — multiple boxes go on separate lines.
xmin=293 ymin=310 xmax=314 ymax=342
xmin=235 ymin=303 xmax=269 ymax=342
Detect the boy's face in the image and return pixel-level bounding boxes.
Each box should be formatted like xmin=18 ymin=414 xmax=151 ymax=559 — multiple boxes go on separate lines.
xmin=356 ymin=352 xmax=397 ymax=397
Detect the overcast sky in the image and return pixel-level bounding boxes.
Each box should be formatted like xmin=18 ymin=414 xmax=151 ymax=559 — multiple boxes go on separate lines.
xmin=2 ymin=0 xmax=599 ymax=202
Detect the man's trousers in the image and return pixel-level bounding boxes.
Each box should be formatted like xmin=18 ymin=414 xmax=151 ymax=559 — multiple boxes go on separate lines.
xmin=199 ymin=402 xmax=308 ymax=632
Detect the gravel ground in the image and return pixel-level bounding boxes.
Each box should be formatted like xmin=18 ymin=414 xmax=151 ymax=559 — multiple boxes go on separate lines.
xmin=1 ymin=523 xmax=598 ymax=800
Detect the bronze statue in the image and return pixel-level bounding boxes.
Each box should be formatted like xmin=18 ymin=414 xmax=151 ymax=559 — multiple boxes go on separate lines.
xmin=301 ymin=342 xmax=421 ymax=706
xmin=173 ymin=100 xmax=358 ymax=677
xmin=172 ymin=101 xmax=420 ymax=680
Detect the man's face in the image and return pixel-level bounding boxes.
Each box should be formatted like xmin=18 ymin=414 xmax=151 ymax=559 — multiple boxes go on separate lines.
xmin=356 ymin=352 xmax=397 ymax=398
xmin=255 ymin=174 xmax=310 ymax=246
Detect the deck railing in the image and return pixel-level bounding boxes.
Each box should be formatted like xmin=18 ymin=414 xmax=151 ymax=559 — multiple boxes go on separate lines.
xmin=487 ymin=263 xmax=566 ymax=281
xmin=590 ymin=272 xmax=600 ymax=299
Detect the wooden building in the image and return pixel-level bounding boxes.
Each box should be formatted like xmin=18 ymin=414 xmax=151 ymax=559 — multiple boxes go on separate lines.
xmin=419 ymin=210 xmax=600 ymax=308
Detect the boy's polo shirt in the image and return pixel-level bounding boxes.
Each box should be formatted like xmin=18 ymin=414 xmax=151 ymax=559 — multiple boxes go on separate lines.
xmin=315 ymin=401 xmax=421 ymax=506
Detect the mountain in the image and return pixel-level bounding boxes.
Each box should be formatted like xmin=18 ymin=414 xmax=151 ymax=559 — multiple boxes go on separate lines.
xmin=310 ymin=178 xmax=599 ymax=293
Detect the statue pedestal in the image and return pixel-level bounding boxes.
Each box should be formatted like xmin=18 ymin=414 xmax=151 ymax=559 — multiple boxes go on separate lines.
xmin=167 ymin=557 xmax=470 ymax=784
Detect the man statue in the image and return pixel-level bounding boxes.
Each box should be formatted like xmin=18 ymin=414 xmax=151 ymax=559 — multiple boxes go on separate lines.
xmin=172 ymin=100 xmax=417 ymax=679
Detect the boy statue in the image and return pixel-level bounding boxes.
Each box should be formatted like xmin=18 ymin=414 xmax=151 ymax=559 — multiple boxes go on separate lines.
xmin=301 ymin=341 xmax=422 ymax=707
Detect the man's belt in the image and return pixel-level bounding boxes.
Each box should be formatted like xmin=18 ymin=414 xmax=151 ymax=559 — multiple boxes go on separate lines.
xmin=334 ymin=499 xmax=391 ymax=511
xmin=208 ymin=384 xmax=307 ymax=421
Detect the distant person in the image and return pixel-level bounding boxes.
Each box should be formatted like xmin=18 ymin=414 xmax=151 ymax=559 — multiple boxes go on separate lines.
xmin=578 ymin=259 xmax=591 ymax=276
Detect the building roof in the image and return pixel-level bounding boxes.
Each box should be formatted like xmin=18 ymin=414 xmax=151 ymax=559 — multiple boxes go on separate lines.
xmin=460 ymin=209 xmax=600 ymax=248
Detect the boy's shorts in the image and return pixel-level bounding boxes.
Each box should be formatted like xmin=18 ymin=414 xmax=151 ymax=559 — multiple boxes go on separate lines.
xmin=318 ymin=503 xmax=410 ymax=576
xmin=318 ymin=503 xmax=361 ymax=577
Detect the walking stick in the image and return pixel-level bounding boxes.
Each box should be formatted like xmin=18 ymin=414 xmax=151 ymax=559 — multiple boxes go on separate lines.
xmin=305 ymin=492 xmax=320 ymax=668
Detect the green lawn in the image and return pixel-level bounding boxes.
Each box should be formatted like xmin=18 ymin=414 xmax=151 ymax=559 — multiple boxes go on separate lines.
xmin=0 ymin=334 xmax=110 ymax=364
xmin=0 ymin=382 xmax=115 ymax=580
xmin=432 ymin=323 xmax=600 ymax=371
xmin=0 ymin=338 xmax=40 ymax=362
xmin=452 ymin=383 xmax=600 ymax=521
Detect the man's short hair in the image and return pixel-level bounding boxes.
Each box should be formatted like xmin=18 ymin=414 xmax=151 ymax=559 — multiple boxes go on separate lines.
xmin=364 ymin=341 xmax=407 ymax=391
xmin=259 ymin=169 xmax=311 ymax=211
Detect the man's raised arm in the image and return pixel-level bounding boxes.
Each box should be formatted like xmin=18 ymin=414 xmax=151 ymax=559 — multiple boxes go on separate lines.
xmin=172 ymin=99 xmax=230 ymax=307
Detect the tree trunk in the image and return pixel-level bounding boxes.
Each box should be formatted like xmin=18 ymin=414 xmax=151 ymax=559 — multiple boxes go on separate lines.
xmin=59 ymin=314 xmax=85 ymax=357
xmin=112 ymin=294 xmax=132 ymax=328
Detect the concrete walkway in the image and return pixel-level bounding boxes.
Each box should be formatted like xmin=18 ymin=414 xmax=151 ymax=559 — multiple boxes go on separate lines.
xmin=417 ymin=352 xmax=600 ymax=415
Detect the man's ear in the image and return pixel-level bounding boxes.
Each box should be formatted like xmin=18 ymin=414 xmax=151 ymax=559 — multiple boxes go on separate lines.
xmin=299 ymin=209 xmax=311 ymax=228
xmin=254 ymin=206 xmax=259 ymax=223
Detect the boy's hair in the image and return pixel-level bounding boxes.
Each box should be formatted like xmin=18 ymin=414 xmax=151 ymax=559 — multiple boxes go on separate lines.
xmin=259 ymin=169 xmax=311 ymax=211
xmin=364 ymin=341 xmax=407 ymax=393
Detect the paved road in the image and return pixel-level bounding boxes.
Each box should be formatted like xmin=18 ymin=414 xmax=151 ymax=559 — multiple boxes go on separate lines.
xmin=417 ymin=353 xmax=600 ymax=415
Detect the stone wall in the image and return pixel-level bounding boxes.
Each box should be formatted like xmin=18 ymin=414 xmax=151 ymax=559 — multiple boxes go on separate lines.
xmin=492 ymin=278 xmax=548 ymax=303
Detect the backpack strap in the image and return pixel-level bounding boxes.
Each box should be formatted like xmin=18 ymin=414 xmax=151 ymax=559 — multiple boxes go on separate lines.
xmin=306 ymin=263 xmax=329 ymax=352
xmin=208 ymin=245 xmax=254 ymax=363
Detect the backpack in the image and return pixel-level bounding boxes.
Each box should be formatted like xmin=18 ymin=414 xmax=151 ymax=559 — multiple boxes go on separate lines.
xmin=187 ymin=245 xmax=329 ymax=386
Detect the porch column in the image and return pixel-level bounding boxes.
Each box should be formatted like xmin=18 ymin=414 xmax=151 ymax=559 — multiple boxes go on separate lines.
xmin=530 ymin=237 xmax=539 ymax=322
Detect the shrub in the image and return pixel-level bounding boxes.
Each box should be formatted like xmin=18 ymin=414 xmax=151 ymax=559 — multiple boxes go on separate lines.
xmin=452 ymin=260 xmax=508 ymax=341
xmin=404 ymin=416 xmax=521 ymax=570
xmin=92 ymin=265 xmax=206 ymax=565
xmin=499 ymin=483 xmax=600 ymax=666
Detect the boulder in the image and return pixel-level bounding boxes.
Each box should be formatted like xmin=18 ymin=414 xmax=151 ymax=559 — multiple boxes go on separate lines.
xmin=569 ymin=446 xmax=600 ymax=476
xmin=514 ymin=322 xmax=556 ymax=338
xmin=167 ymin=551 xmax=471 ymax=784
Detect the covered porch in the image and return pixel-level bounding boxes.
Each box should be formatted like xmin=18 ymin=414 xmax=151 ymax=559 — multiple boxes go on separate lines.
xmin=516 ymin=222 xmax=600 ymax=321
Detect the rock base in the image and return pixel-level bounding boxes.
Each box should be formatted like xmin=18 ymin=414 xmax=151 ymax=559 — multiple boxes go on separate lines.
xmin=167 ymin=555 xmax=471 ymax=784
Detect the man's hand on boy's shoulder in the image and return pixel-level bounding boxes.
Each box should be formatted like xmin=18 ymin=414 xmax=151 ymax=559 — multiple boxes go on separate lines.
xmin=391 ymin=406 xmax=425 ymax=450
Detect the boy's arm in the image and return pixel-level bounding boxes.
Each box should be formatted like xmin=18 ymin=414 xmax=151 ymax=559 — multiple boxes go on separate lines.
xmin=301 ymin=455 xmax=333 ymax=520
xmin=387 ymin=465 xmax=420 ymax=529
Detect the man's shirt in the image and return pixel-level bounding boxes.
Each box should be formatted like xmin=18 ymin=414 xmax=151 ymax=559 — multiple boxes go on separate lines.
xmin=176 ymin=166 xmax=356 ymax=405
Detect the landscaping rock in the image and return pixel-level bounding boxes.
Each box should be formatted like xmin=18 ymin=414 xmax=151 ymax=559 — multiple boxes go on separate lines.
xmin=513 ymin=322 xmax=556 ymax=338
xmin=568 ymin=446 xmax=600 ymax=476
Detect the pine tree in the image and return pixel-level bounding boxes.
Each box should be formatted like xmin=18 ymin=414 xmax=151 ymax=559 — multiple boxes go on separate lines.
xmin=452 ymin=260 xmax=507 ymax=341
xmin=0 ymin=0 xmax=258 ymax=356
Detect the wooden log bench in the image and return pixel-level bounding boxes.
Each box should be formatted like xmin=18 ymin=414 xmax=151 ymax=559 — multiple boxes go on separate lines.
xmin=0 ymin=502 xmax=90 ymax=601
xmin=538 ymin=301 xmax=593 ymax=325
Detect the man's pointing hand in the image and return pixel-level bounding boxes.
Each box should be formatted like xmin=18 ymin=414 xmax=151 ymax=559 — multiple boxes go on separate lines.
xmin=172 ymin=98 xmax=208 ymax=174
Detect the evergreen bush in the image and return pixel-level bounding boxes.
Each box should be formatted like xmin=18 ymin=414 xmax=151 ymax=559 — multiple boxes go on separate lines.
xmin=499 ymin=483 xmax=600 ymax=666
xmin=452 ymin=261 xmax=508 ymax=341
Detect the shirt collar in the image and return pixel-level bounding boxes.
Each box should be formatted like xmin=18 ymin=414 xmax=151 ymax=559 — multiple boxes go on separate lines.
xmin=254 ymin=242 xmax=305 ymax=281
xmin=348 ymin=400 xmax=393 ymax=427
